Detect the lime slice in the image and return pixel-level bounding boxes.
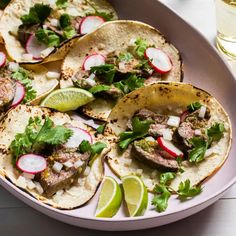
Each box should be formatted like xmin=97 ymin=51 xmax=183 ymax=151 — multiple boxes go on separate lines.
xmin=40 ymin=88 xmax=94 ymax=112
xmin=96 ymin=176 xmax=122 ymax=218
xmin=122 ymin=175 xmax=148 ymax=217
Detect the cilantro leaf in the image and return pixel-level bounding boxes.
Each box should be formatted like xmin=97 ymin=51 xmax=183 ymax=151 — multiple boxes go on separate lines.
xmin=187 ymin=102 xmax=202 ymax=112
xmin=135 ymin=39 xmax=148 ymax=58
xmin=207 ymin=123 xmax=225 ymax=143
xmin=160 ymin=172 xmax=176 ymax=185
xmin=114 ymin=74 xmax=144 ymax=94
xmin=119 ymin=117 xmax=153 ymax=150
xmin=59 ymin=13 xmax=71 ymax=29
xmin=11 ymin=68 xmax=37 ymax=103
xmin=90 ymin=64 xmax=116 ymax=84
xmin=96 ymin=124 xmax=106 ymax=134
xmin=36 ymin=29 xmax=61 ymax=47
xmin=177 ymin=179 xmax=202 ymax=200
xmin=79 ymin=140 xmax=107 ymax=157
xmin=56 ymin=0 xmax=68 ymax=9
xmin=63 ymin=26 xmax=76 ymax=39
xmin=21 ymin=4 xmax=51 ymax=25
xmin=188 ymin=137 xmax=208 ymax=163
xmin=89 ymin=84 xmax=111 ymax=94
xmin=152 ymin=184 xmax=171 ymax=212
xmin=118 ymin=52 xmax=134 ymax=62
xmin=9 ymin=116 xmax=73 ymax=164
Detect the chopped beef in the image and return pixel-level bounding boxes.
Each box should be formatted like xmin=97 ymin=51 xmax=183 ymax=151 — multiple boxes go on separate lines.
xmin=105 ymin=51 xmax=118 ymax=65
xmin=148 ymin=123 xmax=167 ymax=138
xmin=135 ymin=109 xmax=168 ymax=124
xmin=71 ymin=16 xmax=83 ymax=31
xmin=45 ymin=22 xmax=63 ymax=37
xmin=39 ymin=149 xmax=89 ymax=197
xmin=117 ymin=59 xmax=141 ymax=74
xmin=178 ymin=122 xmax=194 ymax=141
xmin=17 ymin=24 xmax=40 ymax=47
xmin=0 ymin=77 xmax=16 ymax=112
xmin=72 ymin=70 xmax=92 ymax=89
xmin=103 ymin=85 xmax=124 ymax=99
xmin=132 ymin=140 xmax=179 ymax=172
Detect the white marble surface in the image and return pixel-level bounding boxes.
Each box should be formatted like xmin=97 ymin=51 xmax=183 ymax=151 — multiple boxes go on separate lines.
xmin=1 ymin=0 xmax=236 ymax=235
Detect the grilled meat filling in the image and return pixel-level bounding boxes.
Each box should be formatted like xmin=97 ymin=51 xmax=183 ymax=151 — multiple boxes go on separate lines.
xmin=0 ymin=77 xmax=16 ymax=112
xmin=39 ymin=149 xmax=89 ymax=197
xmin=132 ymin=139 xmax=179 ymax=172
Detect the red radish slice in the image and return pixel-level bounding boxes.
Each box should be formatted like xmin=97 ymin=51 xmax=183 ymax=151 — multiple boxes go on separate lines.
xmin=80 ymin=16 xmax=105 ymax=35
xmin=0 ymin=52 xmax=6 ymax=67
xmin=16 ymin=154 xmax=47 ymax=174
xmin=64 ymin=127 xmax=93 ymax=148
xmin=144 ymin=47 xmax=172 ymax=74
xmin=26 ymin=34 xmax=48 ymax=60
xmin=10 ymin=81 xmax=25 ymax=108
xmin=82 ymin=53 xmax=105 ymax=71
xmin=157 ymin=137 xmax=184 ymax=158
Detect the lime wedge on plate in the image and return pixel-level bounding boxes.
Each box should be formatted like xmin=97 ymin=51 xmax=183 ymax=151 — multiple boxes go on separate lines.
xmin=122 ymin=175 xmax=148 ymax=217
xmin=40 ymin=88 xmax=94 ymax=112
xmin=96 ymin=176 xmax=122 ymax=218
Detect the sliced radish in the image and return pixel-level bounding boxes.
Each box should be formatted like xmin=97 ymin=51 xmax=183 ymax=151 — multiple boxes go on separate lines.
xmin=0 ymin=52 xmax=6 ymax=67
xmin=16 ymin=154 xmax=47 ymax=174
xmin=79 ymin=16 xmax=105 ymax=35
xmin=64 ymin=127 xmax=93 ymax=148
xmin=26 ymin=34 xmax=48 ymax=60
xmin=10 ymin=81 xmax=25 ymax=108
xmin=82 ymin=53 xmax=105 ymax=71
xmin=157 ymin=137 xmax=183 ymax=158
xmin=144 ymin=47 xmax=172 ymax=74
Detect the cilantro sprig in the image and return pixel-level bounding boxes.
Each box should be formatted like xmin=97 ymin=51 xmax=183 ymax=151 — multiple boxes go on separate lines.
xmin=119 ymin=117 xmax=153 ymax=150
xmin=56 ymin=0 xmax=68 ymax=9
xmin=89 ymin=84 xmax=111 ymax=94
xmin=11 ymin=68 xmax=37 ymax=103
xmin=36 ymin=29 xmax=61 ymax=47
xmin=10 ymin=116 xmax=73 ymax=164
xmin=152 ymin=173 xmax=202 ymax=212
xmin=187 ymin=102 xmax=202 ymax=112
xmin=135 ymin=38 xmax=148 ymax=58
xmin=79 ymin=140 xmax=107 ymax=158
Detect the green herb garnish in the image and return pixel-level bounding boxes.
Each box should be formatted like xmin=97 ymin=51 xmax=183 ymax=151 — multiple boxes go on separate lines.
xmin=119 ymin=117 xmax=153 ymax=150
xmin=12 ymin=68 xmax=37 ymax=103
xmin=207 ymin=123 xmax=225 ymax=143
xmin=10 ymin=116 xmax=73 ymax=164
xmin=187 ymin=102 xmax=202 ymax=112
xmin=89 ymin=84 xmax=111 ymax=94
xmin=36 ymin=29 xmax=61 ymax=47
xmin=135 ymin=38 xmax=148 ymax=58
xmin=56 ymin=0 xmax=68 ymax=9
xmin=79 ymin=140 xmax=107 ymax=157
xmin=96 ymin=124 xmax=106 ymax=134
xmin=118 ymin=52 xmax=134 ymax=62
xmin=90 ymin=64 xmax=116 ymax=84
xmin=21 ymin=4 xmax=52 ymax=25
xmin=0 ymin=0 xmax=10 ymax=9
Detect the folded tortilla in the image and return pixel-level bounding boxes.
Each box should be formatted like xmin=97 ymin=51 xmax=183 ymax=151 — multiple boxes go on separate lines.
xmin=105 ymin=82 xmax=232 ymax=191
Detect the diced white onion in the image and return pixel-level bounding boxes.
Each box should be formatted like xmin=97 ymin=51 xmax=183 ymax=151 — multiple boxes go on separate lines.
xmin=162 ymin=128 xmax=173 ymax=141
xmin=143 ymin=179 xmax=153 ymax=189
xmin=46 ymin=71 xmax=61 ymax=80
xmin=53 ymin=162 xmax=63 ymax=173
xmin=136 ymin=169 xmax=143 ymax=176
xmin=167 ymin=116 xmax=181 ymax=127
xmin=63 ymin=161 xmax=73 ymax=168
xmin=118 ymin=62 xmax=126 ymax=70
xmin=194 ymin=129 xmax=202 ymax=136
xmin=86 ymin=78 xmax=97 ymax=87
xmin=199 ymin=105 xmax=206 ymax=118
xmin=74 ymin=159 xmax=84 ymax=168
xmin=145 ymin=136 xmax=156 ymax=142
xmin=151 ymin=170 xmax=158 ymax=179
xmin=22 ymin=172 xmax=35 ymax=180
xmin=27 ymin=180 xmax=36 ymax=190
xmin=50 ymin=18 xmax=59 ymax=27
xmin=16 ymin=176 xmax=27 ymax=189
xmin=8 ymin=62 xmax=19 ymax=72
xmin=88 ymin=73 xmax=96 ymax=80
xmin=124 ymin=158 xmax=132 ymax=167
xmin=40 ymin=47 xmax=54 ymax=58
xmin=83 ymin=166 xmax=91 ymax=176
xmin=128 ymin=38 xmax=136 ymax=46
xmin=43 ymin=24 xmax=48 ymax=29
xmin=67 ymin=8 xmax=80 ymax=16
xmin=22 ymin=53 xmax=33 ymax=61
xmin=34 ymin=182 xmax=44 ymax=194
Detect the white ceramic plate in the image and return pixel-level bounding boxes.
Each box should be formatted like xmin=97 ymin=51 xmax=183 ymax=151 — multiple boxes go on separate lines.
xmin=0 ymin=0 xmax=236 ymax=231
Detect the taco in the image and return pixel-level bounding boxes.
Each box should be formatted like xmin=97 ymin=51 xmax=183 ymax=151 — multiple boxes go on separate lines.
xmin=0 ymin=54 xmax=58 ymax=117
xmin=105 ymin=82 xmax=232 ymax=192
xmin=0 ymin=105 xmax=108 ymax=209
xmin=0 ymin=0 xmax=117 ymax=63
xmin=61 ymin=20 xmax=183 ymax=121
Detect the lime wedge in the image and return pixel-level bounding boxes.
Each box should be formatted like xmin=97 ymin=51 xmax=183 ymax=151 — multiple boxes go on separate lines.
xmin=96 ymin=176 xmax=122 ymax=218
xmin=122 ymin=175 xmax=148 ymax=217
xmin=40 ymin=87 xmax=94 ymax=112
